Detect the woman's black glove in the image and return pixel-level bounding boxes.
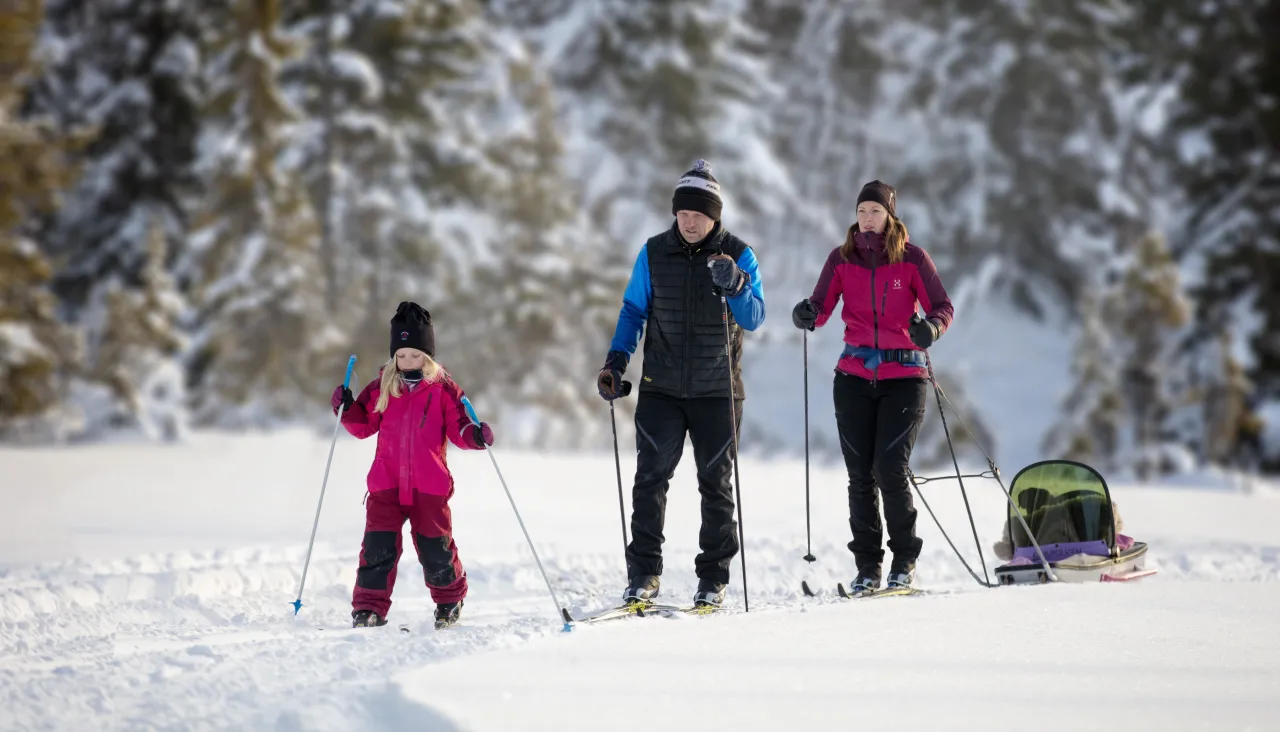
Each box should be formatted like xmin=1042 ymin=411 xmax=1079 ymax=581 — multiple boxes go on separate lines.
xmin=791 ymin=299 xmax=819 ymax=331
xmin=908 ymin=315 xmax=941 ymax=349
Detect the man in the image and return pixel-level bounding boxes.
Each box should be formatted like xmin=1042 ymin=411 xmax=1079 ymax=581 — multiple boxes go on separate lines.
xmin=597 ymin=159 xmax=766 ymax=607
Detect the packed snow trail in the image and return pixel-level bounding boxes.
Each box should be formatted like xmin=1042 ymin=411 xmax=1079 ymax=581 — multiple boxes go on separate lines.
xmin=0 ymin=537 xmax=928 ymax=731
xmin=4 ymin=532 xmax=1279 ymax=731
xmin=402 ymin=581 xmax=1280 ymax=732
xmin=0 ymin=546 xmax=554 ymax=731
xmin=3 ymin=434 xmax=1279 ymax=730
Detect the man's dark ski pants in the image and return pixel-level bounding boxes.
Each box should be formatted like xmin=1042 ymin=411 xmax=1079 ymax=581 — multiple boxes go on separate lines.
xmin=833 ymin=371 xmax=928 ymax=575
xmin=625 ymin=392 xmax=742 ymax=584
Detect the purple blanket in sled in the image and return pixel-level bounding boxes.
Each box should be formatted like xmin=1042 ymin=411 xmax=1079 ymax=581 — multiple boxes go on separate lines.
xmin=1010 ymin=534 xmax=1135 ymax=564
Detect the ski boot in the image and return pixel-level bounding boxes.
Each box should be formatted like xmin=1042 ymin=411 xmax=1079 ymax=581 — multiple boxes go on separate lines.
xmin=352 ymin=609 xmax=387 ymax=628
xmin=623 ymin=575 xmax=660 ymax=604
xmin=886 ymin=571 xmax=915 ymax=589
xmin=887 ymin=560 xmax=916 ymax=590
xmin=434 ymin=601 xmax=462 ymax=630
xmin=692 ymin=579 xmax=726 ymax=608
xmin=846 ymin=570 xmax=881 ymax=597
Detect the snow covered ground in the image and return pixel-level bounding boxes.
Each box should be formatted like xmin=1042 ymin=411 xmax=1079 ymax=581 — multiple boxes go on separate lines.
xmin=2 ymin=429 xmax=1279 ymax=731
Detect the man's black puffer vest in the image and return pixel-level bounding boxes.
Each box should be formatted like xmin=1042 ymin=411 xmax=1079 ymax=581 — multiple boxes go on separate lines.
xmin=640 ymin=222 xmax=749 ymax=400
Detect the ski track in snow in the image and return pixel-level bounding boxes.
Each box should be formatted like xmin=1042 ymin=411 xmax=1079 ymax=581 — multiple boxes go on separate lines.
xmin=4 ymin=437 xmax=1279 ymax=730
xmin=2 ymin=532 xmax=1278 ymax=731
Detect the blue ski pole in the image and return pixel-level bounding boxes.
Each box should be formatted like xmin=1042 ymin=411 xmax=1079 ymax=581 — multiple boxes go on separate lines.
xmin=460 ymin=395 xmax=572 ymax=632
xmin=292 ymin=354 xmax=357 ymax=615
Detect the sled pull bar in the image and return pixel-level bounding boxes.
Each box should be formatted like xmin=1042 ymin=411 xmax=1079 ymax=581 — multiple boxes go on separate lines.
xmin=912 ymin=471 xmax=997 ymax=486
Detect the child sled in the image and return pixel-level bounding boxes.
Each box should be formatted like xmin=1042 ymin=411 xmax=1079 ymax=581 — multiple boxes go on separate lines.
xmin=993 ymin=459 xmax=1156 ymax=586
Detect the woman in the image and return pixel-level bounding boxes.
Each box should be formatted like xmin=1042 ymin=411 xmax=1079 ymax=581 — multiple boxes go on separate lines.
xmin=791 ymin=180 xmax=954 ymax=594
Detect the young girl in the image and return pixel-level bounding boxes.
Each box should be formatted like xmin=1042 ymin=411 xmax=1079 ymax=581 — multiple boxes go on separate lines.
xmin=790 ymin=180 xmax=954 ymax=594
xmin=330 ymin=301 xmax=493 ymax=629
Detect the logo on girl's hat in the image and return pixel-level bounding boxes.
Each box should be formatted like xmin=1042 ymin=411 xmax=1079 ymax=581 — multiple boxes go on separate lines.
xmin=400 ymin=331 xmax=409 ymax=341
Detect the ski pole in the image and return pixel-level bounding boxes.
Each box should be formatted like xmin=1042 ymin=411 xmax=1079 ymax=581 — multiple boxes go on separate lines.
xmin=610 ymin=380 xmax=634 ymax=566
xmin=719 ymin=294 xmax=750 ymax=612
xmin=459 ymin=395 xmax=572 ymax=632
xmin=919 ymin=344 xmax=990 ymax=586
xmin=292 ymin=354 xmax=357 ymax=615
xmin=802 ymin=329 xmax=815 ymax=564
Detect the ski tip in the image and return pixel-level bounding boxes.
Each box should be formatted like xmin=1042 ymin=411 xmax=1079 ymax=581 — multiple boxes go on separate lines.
xmin=560 ymin=608 xmax=574 ymax=624
xmin=399 ymin=625 xmax=410 ymax=633
xmin=801 ymin=580 xmax=815 ymax=597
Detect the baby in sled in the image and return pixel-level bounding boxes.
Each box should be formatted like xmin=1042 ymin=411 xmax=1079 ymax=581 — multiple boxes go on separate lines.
xmin=993 ymin=499 xmax=1132 ymax=561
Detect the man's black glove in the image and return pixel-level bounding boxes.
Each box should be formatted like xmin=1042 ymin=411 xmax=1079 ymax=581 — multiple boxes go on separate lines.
xmin=791 ymin=299 xmax=819 ymax=331
xmin=708 ymin=254 xmax=744 ymax=295
xmin=597 ymin=350 xmax=628 ymax=401
xmin=908 ymin=315 xmax=942 ymax=349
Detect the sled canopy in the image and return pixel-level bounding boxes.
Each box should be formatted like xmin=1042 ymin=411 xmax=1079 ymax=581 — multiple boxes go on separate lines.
xmin=1008 ymin=459 xmax=1117 ymax=562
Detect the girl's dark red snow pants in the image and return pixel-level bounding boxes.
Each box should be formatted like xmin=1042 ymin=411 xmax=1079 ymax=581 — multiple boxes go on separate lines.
xmin=352 ymin=488 xmax=467 ymax=617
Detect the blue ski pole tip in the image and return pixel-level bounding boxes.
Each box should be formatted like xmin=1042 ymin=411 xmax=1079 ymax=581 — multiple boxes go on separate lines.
xmin=291 ymin=599 xmax=303 ymax=615
xmin=562 ymin=623 xmax=573 ymax=633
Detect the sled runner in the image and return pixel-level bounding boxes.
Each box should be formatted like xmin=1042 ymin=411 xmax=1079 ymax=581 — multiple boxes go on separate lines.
xmin=993 ymin=460 xmax=1155 ymax=586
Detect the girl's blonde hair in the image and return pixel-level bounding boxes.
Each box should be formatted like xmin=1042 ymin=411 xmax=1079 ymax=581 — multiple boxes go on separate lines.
xmin=374 ymin=350 xmax=442 ymax=413
xmin=840 ymin=215 xmax=909 ymax=265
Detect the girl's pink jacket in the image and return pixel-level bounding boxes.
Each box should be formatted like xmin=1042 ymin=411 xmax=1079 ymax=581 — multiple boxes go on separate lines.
xmin=334 ymin=371 xmax=486 ymax=505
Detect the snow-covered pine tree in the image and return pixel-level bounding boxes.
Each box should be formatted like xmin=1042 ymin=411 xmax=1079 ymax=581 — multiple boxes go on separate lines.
xmin=498 ymin=0 xmax=781 ymax=250
xmin=0 ymin=0 xmax=88 ymax=441
xmin=1197 ymin=327 xmax=1258 ymax=469
xmin=185 ymin=0 xmax=342 ymax=425
xmin=1108 ymin=232 xmax=1191 ymax=478
xmin=91 ymin=217 xmax=188 ymax=440
xmin=21 ymin=0 xmax=202 ymax=436
xmin=280 ymin=0 xmax=504 ymax=362
xmin=1105 ymin=0 xmax=1279 ymax=471
xmin=0 ymin=242 xmax=80 ymax=442
xmin=903 ymin=0 xmax=1151 ymax=317
xmin=1163 ymin=303 xmax=1267 ymax=474
xmin=1046 ymin=234 xmax=1194 ymax=478
xmin=456 ymin=63 xmax=623 ymax=447
xmin=25 ymin=0 xmax=201 ymax=316
xmin=741 ymin=0 xmax=918 ymax=285
xmin=1042 ymin=288 xmax=1125 ymax=467
xmin=278 ymin=0 xmax=620 ymax=442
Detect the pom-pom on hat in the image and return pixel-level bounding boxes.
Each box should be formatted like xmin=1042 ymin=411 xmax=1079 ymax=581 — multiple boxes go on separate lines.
xmin=389 ymin=301 xmax=434 ymax=358
xmin=671 ymin=159 xmax=723 ymax=221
